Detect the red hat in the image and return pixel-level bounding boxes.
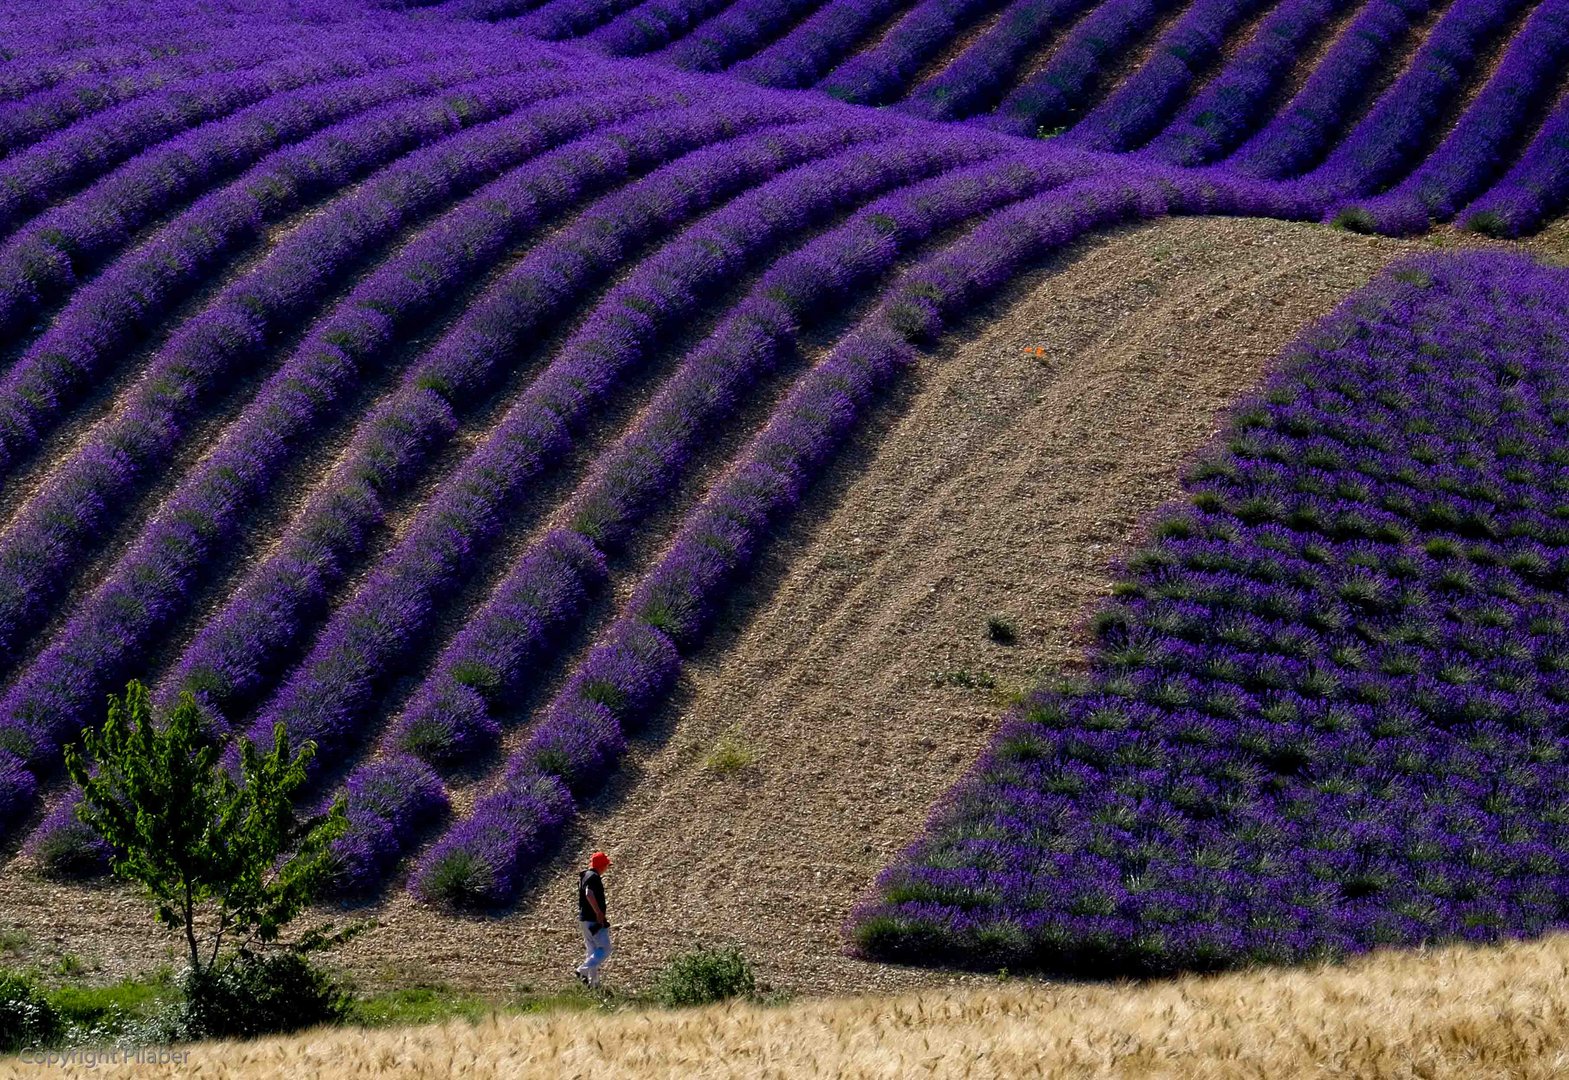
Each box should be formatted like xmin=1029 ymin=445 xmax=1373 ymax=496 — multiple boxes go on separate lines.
xmin=590 ymin=851 xmax=611 ymax=871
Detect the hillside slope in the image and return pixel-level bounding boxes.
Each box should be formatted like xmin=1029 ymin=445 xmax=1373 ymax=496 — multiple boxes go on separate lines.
xmin=2 ymin=214 xmax=1470 ymax=994
xmin=467 ymin=215 xmax=1442 ymax=994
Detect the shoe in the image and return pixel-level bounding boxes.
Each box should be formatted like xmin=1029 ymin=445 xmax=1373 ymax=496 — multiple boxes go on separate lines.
xmin=575 ymin=971 xmax=589 ymax=985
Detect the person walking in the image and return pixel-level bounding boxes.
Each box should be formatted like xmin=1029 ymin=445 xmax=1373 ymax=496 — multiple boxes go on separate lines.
xmin=575 ymin=851 xmax=612 ymax=987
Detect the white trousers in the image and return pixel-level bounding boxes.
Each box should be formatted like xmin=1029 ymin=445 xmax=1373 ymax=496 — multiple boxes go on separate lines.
xmin=576 ymin=921 xmax=612 ymax=985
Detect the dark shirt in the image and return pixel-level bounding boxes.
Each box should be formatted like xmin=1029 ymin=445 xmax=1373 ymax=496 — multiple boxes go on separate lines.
xmin=578 ymin=869 xmax=607 ymax=927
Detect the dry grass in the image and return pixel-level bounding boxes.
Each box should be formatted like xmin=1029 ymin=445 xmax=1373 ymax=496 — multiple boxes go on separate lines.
xmin=13 ymin=935 xmax=1569 ymax=1077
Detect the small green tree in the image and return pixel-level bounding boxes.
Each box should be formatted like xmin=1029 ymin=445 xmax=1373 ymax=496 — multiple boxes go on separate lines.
xmin=63 ymin=681 xmax=349 ymax=979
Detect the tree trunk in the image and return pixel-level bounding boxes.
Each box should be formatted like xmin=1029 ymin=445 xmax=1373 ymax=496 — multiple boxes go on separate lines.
xmin=183 ymin=878 xmax=201 ymax=976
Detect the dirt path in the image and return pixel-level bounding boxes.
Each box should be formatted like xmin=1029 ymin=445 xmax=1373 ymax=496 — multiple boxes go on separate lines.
xmin=0 ymin=215 xmax=1472 ymax=998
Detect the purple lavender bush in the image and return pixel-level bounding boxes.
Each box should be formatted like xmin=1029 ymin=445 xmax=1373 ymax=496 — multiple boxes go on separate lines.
xmin=1140 ymin=0 xmax=1357 ymax=166
xmin=1461 ymin=90 xmax=1569 ymax=239
xmin=1327 ymin=0 xmax=1569 ymax=233
xmin=984 ymin=0 xmax=1185 ymax=138
xmin=25 ymin=790 xmax=111 ymax=878
xmin=405 ymin=170 xmax=1234 ymax=910
xmin=816 ymin=0 xmax=1011 ymax=107
xmin=1060 ymin=0 xmax=1275 ymax=153
xmin=728 ymin=0 xmax=907 ymax=89
xmin=328 ymin=754 xmax=449 ymax=896
xmin=853 ymin=252 xmax=1569 ymax=975
xmin=894 ymin=0 xmax=1098 ymax=122
xmin=1225 ymin=0 xmax=1440 ymax=179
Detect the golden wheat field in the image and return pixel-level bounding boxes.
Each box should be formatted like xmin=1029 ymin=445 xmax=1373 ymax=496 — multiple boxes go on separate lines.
xmin=6 ymin=934 xmax=1567 ymax=1079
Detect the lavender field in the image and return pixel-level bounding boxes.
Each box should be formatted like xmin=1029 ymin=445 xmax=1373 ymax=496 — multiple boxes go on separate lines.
xmin=857 ymin=253 xmax=1569 ymax=972
xmin=1 ymin=0 xmax=1567 ymax=988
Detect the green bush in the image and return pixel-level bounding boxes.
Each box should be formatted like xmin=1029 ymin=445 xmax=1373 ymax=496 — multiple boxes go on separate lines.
xmin=181 ymin=952 xmax=347 ymax=1039
xmin=64 ymin=682 xmax=348 ymax=979
xmin=650 ymin=946 xmax=756 ymax=1008
xmin=0 ymin=971 xmax=62 ymax=1051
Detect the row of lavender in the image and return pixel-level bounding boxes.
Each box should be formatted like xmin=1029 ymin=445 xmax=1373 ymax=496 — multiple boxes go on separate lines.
xmin=322 ymin=167 xmax=1311 ymax=906
xmin=854 ymin=253 xmax=1569 ymax=973
xmin=0 ymin=36 xmax=1066 ymax=852
xmin=0 ymin=83 xmax=884 ymax=834
xmin=416 ymin=0 xmax=1569 ymax=237
xmin=2 ymin=0 xmax=1566 ymax=365
xmin=2 ymin=0 xmax=1569 ymax=932
xmin=4 ymin=25 xmax=1318 ymax=895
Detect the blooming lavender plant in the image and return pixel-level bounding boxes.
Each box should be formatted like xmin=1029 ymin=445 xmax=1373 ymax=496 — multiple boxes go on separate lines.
xmin=513 ymin=0 xmax=646 ymax=40
xmin=729 ymin=0 xmax=908 ymax=88
xmin=1059 ymin=0 xmax=1275 ymax=153
xmin=854 ymin=252 xmax=1569 ymax=975
xmin=1290 ymin=0 xmax=1533 ymax=200
xmin=325 ymin=156 xmax=1090 ymax=884
xmin=0 ymin=49 xmax=435 ymax=237
xmin=0 ymin=54 xmax=531 ymax=340
xmin=240 ymin=133 xmax=990 ymax=775
xmin=584 ymin=0 xmax=739 ymax=55
xmin=0 ymin=76 xmax=625 ymax=676
xmin=816 ymin=0 xmax=1011 ymax=107
xmin=328 ymin=754 xmax=448 ymax=896
xmin=10 ymin=100 xmax=867 ymax=847
xmin=1461 ymin=93 xmax=1569 ymax=238
xmin=0 ymin=33 xmax=322 ymax=153
xmin=408 ymin=170 xmax=1236 ymax=908
xmin=1140 ymin=0 xmax=1357 ymax=166
xmin=1225 ymin=0 xmax=1440 ymax=178
xmin=0 ymin=70 xmax=581 ymax=487
xmin=1329 ymin=0 xmax=1569 ymax=234
xmin=156 ymin=111 xmax=871 ymax=736
xmin=984 ymin=0 xmax=1185 ymax=138
xmin=5 ymin=0 xmax=1569 ymax=902
xmin=893 ymin=0 xmax=1098 ymax=122
xmin=657 ymin=0 xmax=826 ymax=72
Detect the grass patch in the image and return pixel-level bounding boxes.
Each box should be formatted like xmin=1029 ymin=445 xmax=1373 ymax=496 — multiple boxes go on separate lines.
xmin=703 ymin=730 xmax=759 ymax=776
xmin=8 ymin=966 xmax=614 ymax=1048
xmin=509 ymin=985 xmax=606 ymax=1015
xmin=345 ymin=984 xmax=495 ymax=1028
xmin=986 ymin=613 xmax=1018 ymax=645
xmin=347 ymin=981 xmax=611 ymax=1027
xmin=46 ymin=968 xmax=178 ymax=1028
xmin=0 ymin=928 xmax=30 ymax=957
xmin=931 ymin=668 xmax=997 ymax=690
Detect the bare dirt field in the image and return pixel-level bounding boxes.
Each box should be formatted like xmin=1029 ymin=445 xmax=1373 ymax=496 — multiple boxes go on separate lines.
xmin=0 ymin=215 xmax=1539 ymax=1000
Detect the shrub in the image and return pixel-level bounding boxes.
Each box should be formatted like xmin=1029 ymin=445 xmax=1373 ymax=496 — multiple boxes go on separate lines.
xmin=28 ymin=815 xmax=111 ymax=878
xmin=180 ymin=951 xmax=347 ymax=1039
xmin=63 ymin=681 xmax=349 ymax=978
xmin=650 ymin=946 xmax=757 ymax=1007
xmin=0 ymin=971 xmax=61 ymax=1051
xmin=1331 ymin=207 xmax=1377 ymax=233
xmin=415 ymin=847 xmax=497 ymax=909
